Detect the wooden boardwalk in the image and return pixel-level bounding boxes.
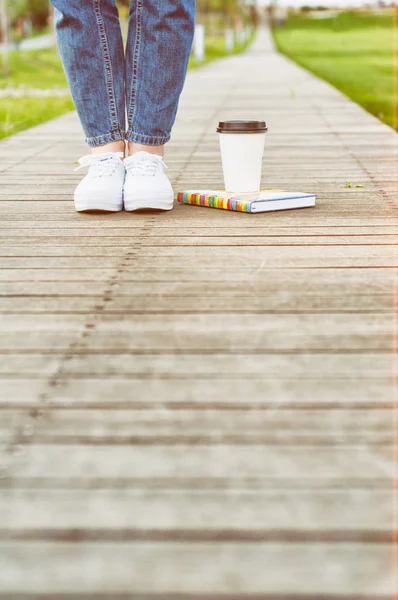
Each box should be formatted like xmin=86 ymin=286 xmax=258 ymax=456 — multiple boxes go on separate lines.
xmin=0 ymin=26 xmax=397 ymax=598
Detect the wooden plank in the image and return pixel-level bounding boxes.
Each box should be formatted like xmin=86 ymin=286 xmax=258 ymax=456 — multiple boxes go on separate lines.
xmin=0 ymin=258 xmax=120 ymax=268
xmin=1 ymin=225 xmax=398 ymax=234
xmin=0 ymin=488 xmax=392 ymax=533
xmin=0 ymin=294 xmax=393 ymax=313
xmin=0 ymin=297 xmax=102 ymax=313
xmin=0 ymin=314 xmax=395 ymax=351
xmin=0 ymin=541 xmax=393 ymax=595
xmin=1 ymin=235 xmax=397 ymax=246
xmin=1 ymin=247 xmax=396 ymax=270
xmin=105 ymin=294 xmax=393 ymax=313
xmin=0 ymin=355 xmax=61 ymax=377
xmin=0 ymin=282 xmax=108 ymax=294
xmin=0 ymin=208 xmax=396 ymax=227
xmin=0 ymin=267 xmax=395 ymax=287
xmin=5 ymin=444 xmax=394 ymax=482
xmin=0 ymin=269 xmax=116 ymax=281
xmin=0 ymin=352 xmax=393 ymax=378
xmin=1 ymin=408 xmax=393 ymax=445
xmin=0 ymin=378 xmax=392 ymax=408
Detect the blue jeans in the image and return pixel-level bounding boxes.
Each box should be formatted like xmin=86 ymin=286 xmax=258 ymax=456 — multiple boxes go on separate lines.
xmin=50 ymin=0 xmax=196 ymax=147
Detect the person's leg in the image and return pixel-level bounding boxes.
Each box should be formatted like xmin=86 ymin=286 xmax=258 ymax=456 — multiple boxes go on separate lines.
xmin=50 ymin=0 xmax=126 ymax=152
xmin=125 ymin=0 xmax=196 ymax=157
xmin=50 ymin=0 xmax=126 ymax=211
xmin=123 ymin=0 xmax=195 ymax=211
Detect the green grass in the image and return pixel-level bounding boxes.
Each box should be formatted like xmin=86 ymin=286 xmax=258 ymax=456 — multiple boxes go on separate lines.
xmin=0 ymin=47 xmax=73 ymax=140
xmin=0 ymin=47 xmax=69 ymax=90
xmin=0 ymin=28 xmax=256 ymax=141
xmin=272 ymin=10 xmax=397 ymax=130
xmin=0 ymin=96 xmax=74 ymax=139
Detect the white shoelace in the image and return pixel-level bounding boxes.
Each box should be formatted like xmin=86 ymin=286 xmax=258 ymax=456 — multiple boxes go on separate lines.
xmin=124 ymin=151 xmax=168 ymax=177
xmin=74 ymin=152 xmax=124 ymax=177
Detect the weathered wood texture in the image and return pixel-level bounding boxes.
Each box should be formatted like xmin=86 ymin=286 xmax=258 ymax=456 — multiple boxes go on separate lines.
xmin=0 ymin=26 xmax=397 ymax=598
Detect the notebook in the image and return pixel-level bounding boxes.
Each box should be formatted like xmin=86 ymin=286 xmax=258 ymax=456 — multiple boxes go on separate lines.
xmin=177 ymin=189 xmax=316 ymax=213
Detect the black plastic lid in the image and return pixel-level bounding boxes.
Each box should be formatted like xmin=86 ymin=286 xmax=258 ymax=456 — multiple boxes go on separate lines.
xmin=217 ymin=120 xmax=267 ymax=134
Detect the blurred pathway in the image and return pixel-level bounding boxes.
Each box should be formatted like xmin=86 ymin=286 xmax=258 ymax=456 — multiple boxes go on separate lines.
xmin=0 ymin=87 xmax=69 ymax=97
xmin=0 ymin=32 xmax=54 ymax=52
xmin=0 ymin=25 xmax=397 ymax=598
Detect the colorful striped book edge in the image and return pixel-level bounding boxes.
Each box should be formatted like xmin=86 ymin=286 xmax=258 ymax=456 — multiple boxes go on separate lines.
xmin=177 ymin=191 xmax=251 ymax=212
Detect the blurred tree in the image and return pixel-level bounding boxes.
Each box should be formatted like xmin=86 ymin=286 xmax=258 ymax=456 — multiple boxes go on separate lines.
xmin=117 ymin=0 xmax=247 ymax=34
xmin=9 ymin=0 xmax=49 ymax=30
xmin=196 ymin=0 xmax=246 ymax=32
xmin=0 ymin=0 xmax=9 ymax=75
xmin=3 ymin=0 xmax=249 ymax=44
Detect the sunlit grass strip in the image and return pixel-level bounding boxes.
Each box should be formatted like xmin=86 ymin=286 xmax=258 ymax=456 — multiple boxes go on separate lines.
xmin=0 ymin=95 xmax=75 ymax=140
xmin=272 ymin=11 xmax=398 ymax=131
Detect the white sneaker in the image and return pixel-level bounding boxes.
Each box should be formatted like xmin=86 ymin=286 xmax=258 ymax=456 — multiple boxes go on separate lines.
xmin=123 ymin=151 xmax=174 ymax=211
xmin=73 ymin=151 xmax=125 ymax=212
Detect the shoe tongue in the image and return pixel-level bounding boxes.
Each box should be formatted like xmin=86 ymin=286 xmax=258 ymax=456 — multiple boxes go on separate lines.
xmin=95 ymin=152 xmax=123 ymax=162
xmin=127 ymin=151 xmax=161 ymax=162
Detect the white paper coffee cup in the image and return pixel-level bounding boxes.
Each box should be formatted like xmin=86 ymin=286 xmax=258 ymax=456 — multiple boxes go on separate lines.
xmin=217 ymin=120 xmax=267 ymax=193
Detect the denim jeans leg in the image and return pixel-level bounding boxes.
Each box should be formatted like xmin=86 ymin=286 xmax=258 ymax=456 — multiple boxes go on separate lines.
xmin=125 ymin=0 xmax=196 ymax=146
xmin=50 ymin=0 xmax=126 ymax=148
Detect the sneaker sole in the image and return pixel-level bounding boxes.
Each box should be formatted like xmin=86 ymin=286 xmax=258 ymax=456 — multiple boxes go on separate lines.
xmin=124 ymin=197 xmax=174 ymax=212
xmin=74 ymin=195 xmax=123 ymax=213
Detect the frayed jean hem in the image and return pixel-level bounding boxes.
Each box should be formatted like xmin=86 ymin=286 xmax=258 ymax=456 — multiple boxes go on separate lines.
xmin=126 ymin=130 xmax=171 ymax=146
xmin=86 ymin=130 xmax=126 ymax=148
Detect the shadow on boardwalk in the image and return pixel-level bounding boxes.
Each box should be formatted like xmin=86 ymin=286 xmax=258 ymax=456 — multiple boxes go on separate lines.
xmin=0 ymin=26 xmax=397 ymax=598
